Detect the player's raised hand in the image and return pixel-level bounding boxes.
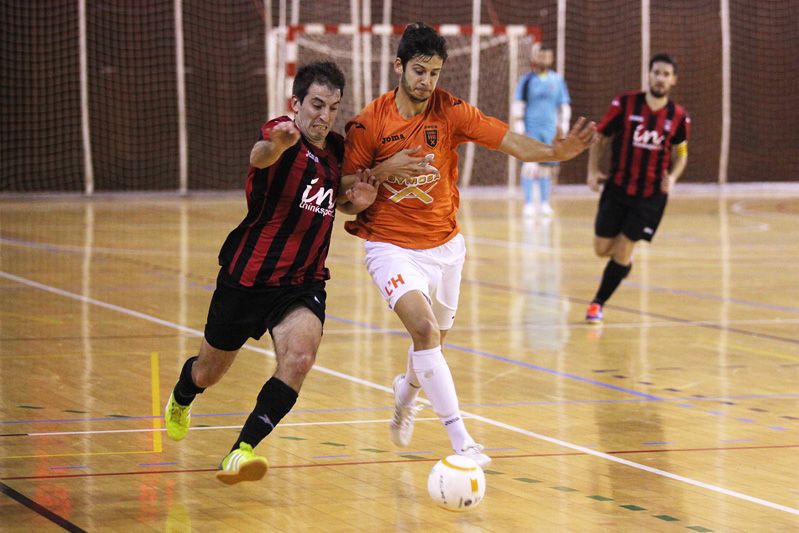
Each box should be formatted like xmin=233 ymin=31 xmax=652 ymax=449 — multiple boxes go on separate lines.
xmin=270 ymin=120 xmax=301 ymax=150
xmin=553 ymin=117 xmax=597 ymax=161
xmin=371 ymin=145 xmax=438 ymax=182
xmin=345 ymin=169 xmax=379 ymax=210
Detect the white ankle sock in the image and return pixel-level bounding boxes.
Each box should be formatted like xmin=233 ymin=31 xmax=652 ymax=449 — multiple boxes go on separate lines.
xmin=411 ymin=346 xmax=471 ymax=451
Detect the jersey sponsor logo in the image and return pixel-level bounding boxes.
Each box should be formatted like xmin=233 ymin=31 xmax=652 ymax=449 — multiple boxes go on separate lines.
xmin=628 ymin=114 xmax=644 ymax=122
xmin=381 ymin=133 xmax=406 ymax=144
xmin=424 ymin=126 xmax=438 ymax=148
xmin=384 ymin=273 xmax=405 ymax=297
xmin=632 ymin=124 xmax=665 ymax=151
xmin=383 ymin=172 xmax=441 ymax=204
xmin=300 ymin=177 xmax=335 ymax=216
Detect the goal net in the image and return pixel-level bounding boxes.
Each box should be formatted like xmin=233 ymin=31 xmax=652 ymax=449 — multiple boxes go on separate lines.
xmin=4 ymin=1 xmax=796 ymax=193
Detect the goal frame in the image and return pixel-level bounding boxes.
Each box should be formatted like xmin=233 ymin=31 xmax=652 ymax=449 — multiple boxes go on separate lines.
xmin=271 ymin=23 xmax=541 ymax=188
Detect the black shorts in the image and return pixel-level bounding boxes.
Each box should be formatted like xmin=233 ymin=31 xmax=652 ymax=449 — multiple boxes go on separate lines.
xmin=594 ymin=186 xmax=668 ymax=242
xmin=204 ymin=271 xmax=327 ymax=351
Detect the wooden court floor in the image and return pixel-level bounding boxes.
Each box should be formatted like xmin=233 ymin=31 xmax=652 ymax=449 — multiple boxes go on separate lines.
xmin=1 ymin=189 xmax=798 ymax=532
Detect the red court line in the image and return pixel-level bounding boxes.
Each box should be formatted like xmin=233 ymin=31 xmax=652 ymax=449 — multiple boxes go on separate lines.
xmin=4 ymin=443 xmax=798 ymax=481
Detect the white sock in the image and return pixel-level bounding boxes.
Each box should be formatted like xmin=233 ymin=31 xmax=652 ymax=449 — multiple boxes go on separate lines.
xmin=396 ymin=345 xmax=421 ymax=406
xmin=411 ymin=346 xmax=472 ymax=451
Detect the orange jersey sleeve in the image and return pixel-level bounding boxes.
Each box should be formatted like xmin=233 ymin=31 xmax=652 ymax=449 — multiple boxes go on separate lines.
xmin=343 ymin=88 xmax=508 ymax=249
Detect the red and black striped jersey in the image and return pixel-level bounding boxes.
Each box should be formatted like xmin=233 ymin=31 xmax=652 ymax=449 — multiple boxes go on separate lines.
xmin=218 ymin=116 xmax=344 ymax=287
xmin=597 ymin=91 xmax=691 ymax=198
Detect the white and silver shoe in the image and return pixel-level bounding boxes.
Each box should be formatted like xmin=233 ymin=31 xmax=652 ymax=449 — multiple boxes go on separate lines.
xmin=457 ymin=442 xmax=492 ymax=468
xmin=389 ymin=374 xmax=422 ymax=447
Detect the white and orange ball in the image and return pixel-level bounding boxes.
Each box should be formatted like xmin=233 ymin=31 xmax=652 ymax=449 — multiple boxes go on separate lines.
xmin=427 ymin=455 xmax=486 ymax=511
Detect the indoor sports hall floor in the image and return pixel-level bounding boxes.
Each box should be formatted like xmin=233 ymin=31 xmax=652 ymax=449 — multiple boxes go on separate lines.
xmin=1 ymin=187 xmax=798 ymax=531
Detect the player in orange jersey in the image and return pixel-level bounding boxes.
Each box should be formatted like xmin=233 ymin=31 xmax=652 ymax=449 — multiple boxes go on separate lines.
xmin=343 ymin=22 xmax=596 ymax=466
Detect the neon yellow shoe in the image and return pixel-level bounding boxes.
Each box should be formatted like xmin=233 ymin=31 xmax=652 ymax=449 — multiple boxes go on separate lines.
xmin=216 ymin=443 xmax=269 ymax=485
xmin=164 ymin=392 xmax=191 ymax=441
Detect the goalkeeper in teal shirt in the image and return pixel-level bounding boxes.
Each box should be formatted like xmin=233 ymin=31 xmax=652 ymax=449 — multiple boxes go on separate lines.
xmin=512 ymin=45 xmax=571 ymax=217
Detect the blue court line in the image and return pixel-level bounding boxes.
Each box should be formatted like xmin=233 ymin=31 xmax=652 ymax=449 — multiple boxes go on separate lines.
xmin=445 ymin=343 xmax=664 ymax=400
xmin=466 ymin=278 xmax=799 ymax=346
xmin=622 ymin=280 xmax=799 ymax=314
xmin=325 ymin=315 xmax=663 ymax=400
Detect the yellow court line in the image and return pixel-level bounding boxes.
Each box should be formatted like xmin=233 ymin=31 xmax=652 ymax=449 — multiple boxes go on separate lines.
xmin=151 ymin=351 xmax=163 ymax=453
xmin=698 ymin=342 xmax=799 ymax=363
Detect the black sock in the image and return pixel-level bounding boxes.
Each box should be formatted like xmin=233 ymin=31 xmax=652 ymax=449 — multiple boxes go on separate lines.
xmin=172 ymin=356 xmax=205 ymax=406
xmin=232 ymin=377 xmax=298 ymax=451
xmin=593 ymin=260 xmax=632 ymax=305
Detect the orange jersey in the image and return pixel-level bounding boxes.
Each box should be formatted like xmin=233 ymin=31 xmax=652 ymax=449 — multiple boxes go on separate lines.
xmin=343 ymin=88 xmax=508 ymax=249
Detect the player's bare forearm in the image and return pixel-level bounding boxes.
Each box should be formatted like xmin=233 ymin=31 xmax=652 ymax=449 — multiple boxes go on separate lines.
xmin=499 ymin=131 xmax=555 ymax=161
xmin=499 ymin=117 xmax=596 ymax=162
xmin=661 ymin=153 xmax=688 ymax=193
xmin=586 ymin=136 xmax=609 ymax=191
xmin=587 ymin=136 xmax=609 ymax=174
xmin=669 ymin=153 xmax=688 ymax=182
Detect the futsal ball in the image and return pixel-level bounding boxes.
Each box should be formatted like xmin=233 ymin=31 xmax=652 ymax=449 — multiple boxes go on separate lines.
xmin=427 ymin=455 xmax=486 ymax=511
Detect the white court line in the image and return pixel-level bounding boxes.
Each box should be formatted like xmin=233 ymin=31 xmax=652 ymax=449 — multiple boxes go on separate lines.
xmin=2 ymin=270 xmax=797 ymax=517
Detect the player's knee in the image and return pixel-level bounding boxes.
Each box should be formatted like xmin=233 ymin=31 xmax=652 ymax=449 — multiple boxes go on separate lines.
xmin=593 ymin=241 xmax=612 ymax=257
xmin=408 ymin=317 xmax=440 ymax=347
xmin=283 ymin=350 xmax=317 ymax=378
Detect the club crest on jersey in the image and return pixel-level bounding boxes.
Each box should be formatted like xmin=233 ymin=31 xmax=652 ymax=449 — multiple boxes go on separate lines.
xmin=424 ymin=126 xmax=438 ymax=148
xmin=300 ymin=177 xmax=335 ymax=217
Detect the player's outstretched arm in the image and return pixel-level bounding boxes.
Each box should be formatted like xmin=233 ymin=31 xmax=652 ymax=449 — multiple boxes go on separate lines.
xmin=498 ymin=116 xmax=597 ymax=163
xmin=250 ymin=121 xmax=301 ymax=169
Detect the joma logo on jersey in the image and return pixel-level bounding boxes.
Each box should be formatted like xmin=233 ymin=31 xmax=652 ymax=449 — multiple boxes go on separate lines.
xmin=383 ymin=172 xmax=441 ymax=204
xmin=632 ymin=124 xmax=665 ymax=151
xmin=381 ymin=133 xmax=405 ymax=144
xmin=299 ymin=177 xmax=335 ymax=216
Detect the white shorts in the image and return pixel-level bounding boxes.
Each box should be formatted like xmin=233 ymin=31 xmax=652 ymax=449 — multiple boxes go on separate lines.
xmin=363 ymin=234 xmax=465 ymax=330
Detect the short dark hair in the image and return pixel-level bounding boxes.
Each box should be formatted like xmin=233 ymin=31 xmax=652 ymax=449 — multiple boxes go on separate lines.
xmin=396 ymin=22 xmax=448 ymax=68
xmin=649 ymin=53 xmax=677 ymax=74
xmin=292 ymin=61 xmax=345 ymax=103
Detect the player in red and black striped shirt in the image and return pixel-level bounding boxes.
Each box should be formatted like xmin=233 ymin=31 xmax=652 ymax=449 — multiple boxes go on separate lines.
xmin=163 ymin=61 xmax=434 ymax=484
xmin=585 ymin=54 xmax=691 ymax=323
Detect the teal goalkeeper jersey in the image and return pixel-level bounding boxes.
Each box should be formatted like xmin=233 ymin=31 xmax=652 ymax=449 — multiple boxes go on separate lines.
xmin=514 ymin=70 xmax=570 ymax=143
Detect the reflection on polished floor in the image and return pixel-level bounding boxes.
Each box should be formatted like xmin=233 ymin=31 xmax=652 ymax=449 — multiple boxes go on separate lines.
xmin=1 ymin=190 xmax=798 ymax=531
